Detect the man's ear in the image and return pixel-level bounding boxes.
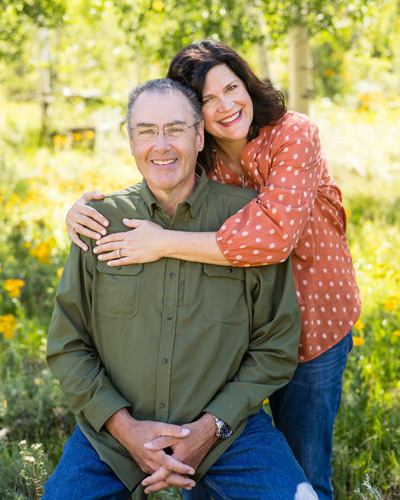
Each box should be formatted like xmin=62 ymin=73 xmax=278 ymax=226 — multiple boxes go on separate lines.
xmin=128 ymin=131 xmax=135 ymax=156
xmin=197 ymin=120 xmax=205 ymax=152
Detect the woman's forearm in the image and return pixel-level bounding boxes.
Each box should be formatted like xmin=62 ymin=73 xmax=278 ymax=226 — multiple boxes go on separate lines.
xmin=164 ymin=230 xmax=231 ymax=265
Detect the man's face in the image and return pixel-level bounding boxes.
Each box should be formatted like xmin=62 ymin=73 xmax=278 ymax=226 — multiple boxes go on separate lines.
xmin=128 ymin=90 xmax=204 ymax=199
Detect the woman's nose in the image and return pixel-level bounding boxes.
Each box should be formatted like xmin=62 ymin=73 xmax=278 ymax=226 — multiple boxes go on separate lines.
xmin=217 ymin=95 xmax=234 ymax=112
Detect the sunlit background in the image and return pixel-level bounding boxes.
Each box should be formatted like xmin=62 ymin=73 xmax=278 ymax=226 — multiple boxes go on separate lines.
xmin=1 ymin=1 xmax=399 ymax=498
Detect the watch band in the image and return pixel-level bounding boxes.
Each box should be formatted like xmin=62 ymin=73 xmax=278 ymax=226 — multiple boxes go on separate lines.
xmin=210 ymin=414 xmax=233 ymax=439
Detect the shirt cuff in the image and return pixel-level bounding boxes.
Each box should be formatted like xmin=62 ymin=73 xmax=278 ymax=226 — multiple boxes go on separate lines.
xmin=84 ymin=392 xmax=133 ymax=433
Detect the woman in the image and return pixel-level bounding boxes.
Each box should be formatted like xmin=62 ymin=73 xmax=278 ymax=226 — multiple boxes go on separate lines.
xmin=66 ymin=41 xmax=360 ymax=500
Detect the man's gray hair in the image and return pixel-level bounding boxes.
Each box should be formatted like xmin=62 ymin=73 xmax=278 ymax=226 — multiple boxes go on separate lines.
xmin=126 ymin=79 xmax=203 ymax=136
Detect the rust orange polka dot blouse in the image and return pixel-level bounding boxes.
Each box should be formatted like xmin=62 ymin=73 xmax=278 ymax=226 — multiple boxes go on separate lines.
xmin=209 ymin=110 xmax=361 ymax=362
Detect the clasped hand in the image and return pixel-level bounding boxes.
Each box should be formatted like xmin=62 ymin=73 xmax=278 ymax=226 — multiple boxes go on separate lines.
xmin=106 ymin=410 xmax=217 ymax=494
xmin=141 ymin=414 xmax=218 ymax=494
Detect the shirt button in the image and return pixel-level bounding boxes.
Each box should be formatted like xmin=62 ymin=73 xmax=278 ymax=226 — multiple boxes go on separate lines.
xmin=167 ymin=314 xmax=173 ymax=320
xmin=169 ymin=272 xmax=175 ymax=278
xmin=162 ymin=358 xmax=168 ymax=364
xmin=116 ymin=266 xmax=122 ymax=270
xmin=226 ymin=268 xmax=233 ymax=274
xmin=159 ymin=402 xmax=165 ymax=409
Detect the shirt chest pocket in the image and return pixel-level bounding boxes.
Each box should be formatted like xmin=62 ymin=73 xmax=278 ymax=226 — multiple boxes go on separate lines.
xmin=95 ymin=261 xmax=143 ymax=318
xmin=202 ymin=264 xmax=248 ymax=324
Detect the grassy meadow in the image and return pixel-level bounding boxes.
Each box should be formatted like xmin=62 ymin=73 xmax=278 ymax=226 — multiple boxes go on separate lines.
xmin=0 ymin=99 xmax=399 ymax=499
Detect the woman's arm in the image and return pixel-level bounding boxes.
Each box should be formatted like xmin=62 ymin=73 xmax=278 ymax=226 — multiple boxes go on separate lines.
xmin=94 ymin=219 xmax=231 ymax=266
xmin=66 ymin=191 xmax=109 ymax=251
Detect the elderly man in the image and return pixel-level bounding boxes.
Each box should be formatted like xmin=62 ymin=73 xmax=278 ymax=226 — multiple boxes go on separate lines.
xmin=44 ymin=79 xmax=317 ymax=500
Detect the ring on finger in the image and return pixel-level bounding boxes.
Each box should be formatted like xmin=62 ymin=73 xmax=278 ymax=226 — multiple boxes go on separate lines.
xmin=116 ymin=248 xmax=121 ymax=258
xmin=72 ymin=223 xmax=78 ymax=233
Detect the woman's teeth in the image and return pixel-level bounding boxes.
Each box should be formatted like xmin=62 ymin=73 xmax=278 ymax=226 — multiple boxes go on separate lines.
xmin=220 ymin=111 xmax=241 ymax=124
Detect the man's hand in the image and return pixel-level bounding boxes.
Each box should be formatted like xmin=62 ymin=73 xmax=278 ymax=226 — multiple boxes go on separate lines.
xmin=141 ymin=413 xmax=219 ymax=493
xmin=105 ymin=409 xmax=196 ymax=490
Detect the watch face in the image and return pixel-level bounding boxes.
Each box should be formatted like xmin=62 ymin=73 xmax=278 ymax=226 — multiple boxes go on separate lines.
xmin=219 ymin=423 xmax=232 ymax=439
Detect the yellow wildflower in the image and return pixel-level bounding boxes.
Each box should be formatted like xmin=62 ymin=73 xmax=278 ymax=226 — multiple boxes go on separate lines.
xmin=393 ymin=330 xmax=400 ymax=337
xmin=85 ymin=130 xmax=95 ymax=140
xmin=24 ymin=241 xmax=32 ymax=248
xmin=4 ymin=279 xmax=25 ymax=298
xmin=53 ymin=135 xmax=67 ymax=146
xmin=353 ymin=336 xmax=365 ymax=346
xmin=73 ymin=133 xmax=83 ymax=141
xmin=0 ymin=314 xmax=18 ymax=338
xmin=384 ymin=299 xmax=398 ymax=311
xmin=353 ymin=319 xmax=364 ymax=331
xmin=29 ymin=242 xmax=52 ymax=264
xmin=263 ymin=398 xmax=269 ymax=405
xmin=57 ymin=268 xmax=64 ymax=279
xmin=152 ymin=1 xmax=164 ymax=11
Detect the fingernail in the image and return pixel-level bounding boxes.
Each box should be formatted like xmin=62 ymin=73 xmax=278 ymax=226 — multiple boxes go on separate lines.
xmin=144 ymin=441 xmax=153 ymax=448
xmin=93 ymin=248 xmax=98 ymax=253
xmin=104 ymin=220 xmax=109 ymax=226
xmin=101 ymin=229 xmax=107 ymax=235
xmin=182 ymin=428 xmax=190 ymax=436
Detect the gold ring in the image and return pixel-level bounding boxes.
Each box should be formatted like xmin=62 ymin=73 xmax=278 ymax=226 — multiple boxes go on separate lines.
xmin=72 ymin=223 xmax=78 ymax=232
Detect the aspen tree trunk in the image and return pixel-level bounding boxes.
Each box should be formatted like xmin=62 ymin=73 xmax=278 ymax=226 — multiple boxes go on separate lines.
xmin=255 ymin=42 xmax=271 ymax=82
xmin=288 ymin=23 xmax=310 ymax=115
xmin=39 ymin=27 xmax=52 ymax=140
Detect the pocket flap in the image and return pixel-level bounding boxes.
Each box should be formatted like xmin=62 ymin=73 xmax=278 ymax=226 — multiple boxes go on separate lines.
xmin=96 ymin=260 xmax=143 ymax=276
xmin=203 ymin=264 xmax=245 ymax=280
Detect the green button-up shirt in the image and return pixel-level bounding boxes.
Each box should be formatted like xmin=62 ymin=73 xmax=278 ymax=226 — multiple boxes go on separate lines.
xmin=47 ymin=167 xmax=300 ymax=491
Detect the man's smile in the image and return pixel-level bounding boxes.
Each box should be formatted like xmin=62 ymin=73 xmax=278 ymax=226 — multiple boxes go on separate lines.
xmin=151 ymin=159 xmax=177 ymax=165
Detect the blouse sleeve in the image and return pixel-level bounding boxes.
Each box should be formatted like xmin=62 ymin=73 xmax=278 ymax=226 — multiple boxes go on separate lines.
xmin=216 ymin=114 xmax=324 ymax=266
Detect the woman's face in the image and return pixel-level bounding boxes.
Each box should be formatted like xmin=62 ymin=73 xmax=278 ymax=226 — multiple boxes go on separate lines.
xmin=201 ymin=64 xmax=253 ymax=145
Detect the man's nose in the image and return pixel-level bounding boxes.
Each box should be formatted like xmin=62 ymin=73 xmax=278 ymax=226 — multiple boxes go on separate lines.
xmin=154 ymin=129 xmax=171 ymax=151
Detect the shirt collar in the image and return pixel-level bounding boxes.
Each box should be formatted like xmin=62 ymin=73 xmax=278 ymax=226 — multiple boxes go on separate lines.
xmin=140 ymin=164 xmax=209 ymax=218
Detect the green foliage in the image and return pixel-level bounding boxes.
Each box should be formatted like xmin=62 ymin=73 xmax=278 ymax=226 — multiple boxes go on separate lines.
xmin=0 ymin=0 xmax=67 ymax=60
xmin=114 ymin=0 xmax=264 ymax=71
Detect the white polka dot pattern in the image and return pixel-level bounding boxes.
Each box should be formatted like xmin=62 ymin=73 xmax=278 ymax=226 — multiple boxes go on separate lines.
xmin=210 ymin=110 xmax=361 ymax=362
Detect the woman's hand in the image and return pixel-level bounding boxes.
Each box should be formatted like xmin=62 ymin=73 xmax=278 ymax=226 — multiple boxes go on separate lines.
xmin=93 ymin=219 xmax=168 ymax=265
xmin=66 ymin=191 xmax=109 ymax=251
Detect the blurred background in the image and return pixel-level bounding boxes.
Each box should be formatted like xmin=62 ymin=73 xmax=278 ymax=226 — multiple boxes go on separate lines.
xmin=0 ymin=1 xmax=399 ymax=498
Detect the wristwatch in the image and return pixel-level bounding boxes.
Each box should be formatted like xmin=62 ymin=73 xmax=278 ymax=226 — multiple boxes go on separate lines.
xmin=211 ymin=414 xmax=233 ymax=439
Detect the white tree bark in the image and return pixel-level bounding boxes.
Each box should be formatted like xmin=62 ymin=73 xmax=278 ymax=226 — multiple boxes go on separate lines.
xmin=39 ymin=27 xmax=52 ymax=138
xmin=255 ymin=42 xmax=271 ymax=82
xmin=288 ymin=23 xmax=310 ymax=114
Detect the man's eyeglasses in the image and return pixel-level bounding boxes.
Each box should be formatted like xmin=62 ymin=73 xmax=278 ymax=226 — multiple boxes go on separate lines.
xmin=128 ymin=123 xmax=200 ymax=143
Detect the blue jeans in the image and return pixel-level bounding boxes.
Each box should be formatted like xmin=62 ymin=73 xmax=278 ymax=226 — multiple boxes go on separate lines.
xmin=269 ymin=331 xmax=353 ymax=500
xmin=42 ymin=425 xmax=133 ymax=500
xmin=43 ymin=411 xmax=317 ymax=500
xmin=186 ymin=331 xmax=353 ymax=500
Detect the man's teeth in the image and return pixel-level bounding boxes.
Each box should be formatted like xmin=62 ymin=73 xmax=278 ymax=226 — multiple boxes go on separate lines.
xmin=220 ymin=111 xmax=240 ymax=124
xmin=153 ymin=159 xmax=175 ymax=165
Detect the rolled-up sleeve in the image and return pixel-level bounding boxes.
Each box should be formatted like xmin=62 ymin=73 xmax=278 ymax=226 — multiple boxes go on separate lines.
xmin=46 ymin=241 xmax=132 ymax=432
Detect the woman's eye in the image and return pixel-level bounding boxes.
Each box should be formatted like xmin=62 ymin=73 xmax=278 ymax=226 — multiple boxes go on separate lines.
xmin=227 ymin=85 xmax=237 ymax=92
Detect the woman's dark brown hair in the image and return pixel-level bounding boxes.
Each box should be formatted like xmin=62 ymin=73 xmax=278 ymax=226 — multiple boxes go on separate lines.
xmin=166 ymin=40 xmax=287 ymax=171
